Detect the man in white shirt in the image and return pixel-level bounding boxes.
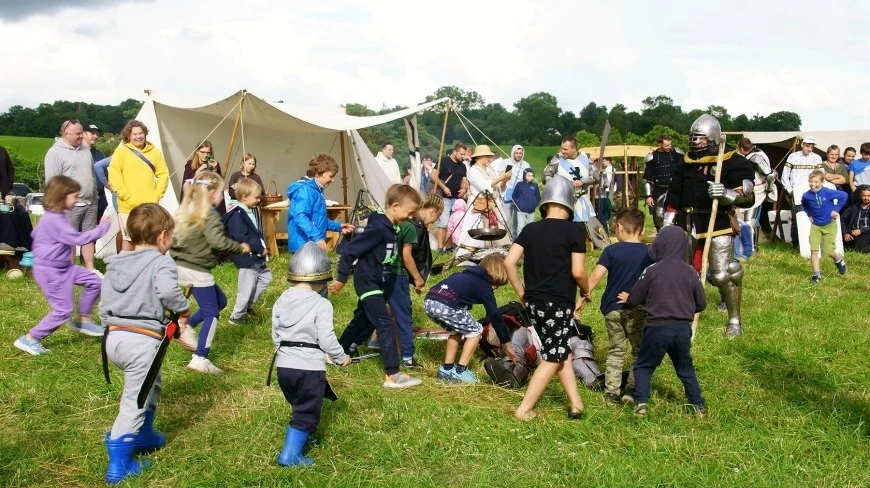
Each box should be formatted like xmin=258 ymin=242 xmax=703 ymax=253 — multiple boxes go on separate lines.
xmin=782 ymin=136 xmax=824 ymax=247
xmin=375 ymin=142 xmax=402 ymax=185
xmin=542 ymin=135 xmax=600 ymax=223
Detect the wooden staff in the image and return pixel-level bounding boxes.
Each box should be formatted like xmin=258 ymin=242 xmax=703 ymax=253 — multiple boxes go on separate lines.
xmin=431 ymin=100 xmax=452 ymax=195
xmin=692 ymin=134 xmax=727 ymax=338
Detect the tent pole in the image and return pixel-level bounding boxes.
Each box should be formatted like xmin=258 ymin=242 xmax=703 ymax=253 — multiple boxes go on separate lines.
xmin=623 ymin=145 xmax=629 ymax=209
xmin=222 ymin=97 xmax=244 ymax=177
xmin=432 ymin=99 xmax=452 ymax=194
xmin=340 ymin=132 xmax=349 ymax=205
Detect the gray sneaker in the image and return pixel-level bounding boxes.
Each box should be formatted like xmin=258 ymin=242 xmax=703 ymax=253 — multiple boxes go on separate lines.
xmin=383 ymin=372 xmax=422 ymax=389
xmin=70 ymin=320 xmax=105 ymax=337
xmin=14 ymin=335 xmax=50 ymax=355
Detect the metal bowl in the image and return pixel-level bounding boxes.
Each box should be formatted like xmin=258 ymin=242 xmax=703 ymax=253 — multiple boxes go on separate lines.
xmin=468 ymin=228 xmax=507 ymax=241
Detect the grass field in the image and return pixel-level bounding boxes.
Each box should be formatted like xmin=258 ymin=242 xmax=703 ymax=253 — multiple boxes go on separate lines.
xmin=0 ymin=237 xmax=868 ymax=487
xmin=0 ymin=136 xmax=53 ymax=163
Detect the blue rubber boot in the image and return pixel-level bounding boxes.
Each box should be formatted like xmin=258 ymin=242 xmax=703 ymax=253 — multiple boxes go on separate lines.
xmin=105 ymin=432 xmax=150 ymax=485
xmin=134 ymin=407 xmax=166 ymax=454
xmin=277 ymin=427 xmax=314 ymax=467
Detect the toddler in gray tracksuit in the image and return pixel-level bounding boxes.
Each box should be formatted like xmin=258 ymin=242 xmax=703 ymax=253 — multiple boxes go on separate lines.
xmin=270 ymin=242 xmax=349 ymax=467
xmin=99 ymin=204 xmax=190 ymax=485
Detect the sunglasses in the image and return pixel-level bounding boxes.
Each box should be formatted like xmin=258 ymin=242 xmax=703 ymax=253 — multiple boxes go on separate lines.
xmin=61 ymin=119 xmax=81 ymax=134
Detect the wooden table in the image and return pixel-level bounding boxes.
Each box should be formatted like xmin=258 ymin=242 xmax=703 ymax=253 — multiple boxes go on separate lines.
xmin=261 ymin=205 xmax=351 ymax=256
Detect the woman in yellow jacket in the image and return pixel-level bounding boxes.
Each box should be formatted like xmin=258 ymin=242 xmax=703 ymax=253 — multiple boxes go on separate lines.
xmin=108 ymin=120 xmax=169 ymax=251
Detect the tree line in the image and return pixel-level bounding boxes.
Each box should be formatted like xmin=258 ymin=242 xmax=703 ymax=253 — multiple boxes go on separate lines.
xmin=349 ymin=86 xmax=802 ymax=157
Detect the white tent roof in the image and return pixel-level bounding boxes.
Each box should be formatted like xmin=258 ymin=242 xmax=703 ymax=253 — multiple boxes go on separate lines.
xmin=742 ymin=130 xmax=870 ymax=152
xmin=95 ymin=91 xmax=445 ymax=257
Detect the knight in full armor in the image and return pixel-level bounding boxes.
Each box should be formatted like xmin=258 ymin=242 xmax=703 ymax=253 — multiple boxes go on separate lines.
xmin=663 ymin=114 xmax=756 ymax=338
xmin=542 ymin=135 xmax=600 ymax=223
xmin=736 ymin=137 xmax=778 ymax=252
xmin=643 ymin=135 xmax=684 ymax=230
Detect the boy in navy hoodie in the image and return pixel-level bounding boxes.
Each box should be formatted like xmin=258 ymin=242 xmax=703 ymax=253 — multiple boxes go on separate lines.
xmin=224 ymin=179 xmax=273 ymax=324
xmin=617 ymin=225 xmax=707 ymax=418
xmin=332 ymin=184 xmax=423 ymax=388
xmin=425 ymin=254 xmax=517 ymax=384
xmin=801 ymin=170 xmax=849 ymax=283
xmin=511 ymin=168 xmax=541 ymax=236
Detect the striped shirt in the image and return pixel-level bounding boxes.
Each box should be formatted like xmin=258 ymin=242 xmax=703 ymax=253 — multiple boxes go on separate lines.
xmin=782 ymin=151 xmax=823 ymax=197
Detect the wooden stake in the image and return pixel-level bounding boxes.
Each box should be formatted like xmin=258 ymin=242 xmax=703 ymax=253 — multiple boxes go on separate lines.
xmin=222 ymin=94 xmax=245 ymax=177
xmin=340 ymin=131 xmax=348 ymax=205
xmin=432 ymin=100 xmax=452 ymax=194
xmin=692 ymin=134 xmax=728 ymax=338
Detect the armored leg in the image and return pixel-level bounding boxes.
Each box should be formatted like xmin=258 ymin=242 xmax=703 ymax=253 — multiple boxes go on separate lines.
xmin=708 ymin=235 xmax=744 ymax=338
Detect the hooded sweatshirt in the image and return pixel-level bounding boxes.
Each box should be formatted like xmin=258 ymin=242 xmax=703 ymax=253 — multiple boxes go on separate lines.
xmin=375 ymin=151 xmax=402 ymax=185
xmin=31 ymin=211 xmax=110 ymax=268
xmin=99 ymin=249 xmax=190 ymax=333
xmin=272 ymin=287 xmax=347 ymax=371
xmin=44 ymin=138 xmax=96 ymax=203
xmin=448 ymin=197 xmax=467 ymax=244
xmin=107 ymin=141 xmax=169 ymax=213
xmin=512 ymin=169 xmax=541 ymax=213
xmin=499 ymin=145 xmax=531 ymax=196
xmin=336 ymin=211 xmax=398 ymax=297
xmin=627 ymin=226 xmax=706 ymax=326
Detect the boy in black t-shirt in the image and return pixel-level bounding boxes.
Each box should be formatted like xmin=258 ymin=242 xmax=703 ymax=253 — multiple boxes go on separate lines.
xmin=504 ymin=175 xmax=590 ymax=421
xmin=587 ymin=207 xmax=653 ymax=406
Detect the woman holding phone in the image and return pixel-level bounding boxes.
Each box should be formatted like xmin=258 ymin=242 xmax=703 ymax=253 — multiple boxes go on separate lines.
xmin=182 ymin=140 xmax=226 ymax=214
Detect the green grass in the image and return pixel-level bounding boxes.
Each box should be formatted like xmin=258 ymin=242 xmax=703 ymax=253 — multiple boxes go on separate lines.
xmin=1 ymin=240 xmax=868 ymax=487
xmin=0 ymin=136 xmax=53 ymax=162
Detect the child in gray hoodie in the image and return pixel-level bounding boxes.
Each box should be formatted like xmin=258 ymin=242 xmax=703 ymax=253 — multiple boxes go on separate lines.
xmin=99 ymin=204 xmax=190 ymax=485
xmin=269 ymin=242 xmax=349 ymax=467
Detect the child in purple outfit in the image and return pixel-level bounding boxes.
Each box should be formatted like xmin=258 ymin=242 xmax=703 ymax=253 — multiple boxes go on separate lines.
xmin=14 ymin=175 xmax=111 ymax=355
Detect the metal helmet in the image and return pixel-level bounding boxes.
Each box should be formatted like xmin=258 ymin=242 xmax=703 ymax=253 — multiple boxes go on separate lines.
xmin=287 ymin=241 xmax=332 ymax=283
xmin=689 ymin=114 xmax=721 ymax=152
xmin=539 ymin=175 xmax=575 ymax=220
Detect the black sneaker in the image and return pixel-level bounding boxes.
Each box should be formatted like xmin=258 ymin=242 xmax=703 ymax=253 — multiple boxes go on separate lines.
xmin=836 ymin=260 xmax=847 ymax=275
xmin=810 ymin=275 xmax=821 ymax=284
xmin=603 ymin=392 xmax=622 ymax=405
xmin=402 ymin=357 xmax=422 ymax=370
xmin=690 ymin=403 xmax=707 ymax=418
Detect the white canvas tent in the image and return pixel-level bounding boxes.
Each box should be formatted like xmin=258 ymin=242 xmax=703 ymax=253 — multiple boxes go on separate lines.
xmin=95 ymin=91 xmax=447 ymax=257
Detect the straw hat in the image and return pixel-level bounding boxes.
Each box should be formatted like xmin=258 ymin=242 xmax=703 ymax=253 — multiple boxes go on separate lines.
xmin=470 ymin=145 xmax=496 ymax=159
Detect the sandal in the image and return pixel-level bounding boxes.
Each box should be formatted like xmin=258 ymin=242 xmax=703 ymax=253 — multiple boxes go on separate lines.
xmin=634 ymin=403 xmax=648 ymax=418
xmin=513 ymin=410 xmax=537 ymax=422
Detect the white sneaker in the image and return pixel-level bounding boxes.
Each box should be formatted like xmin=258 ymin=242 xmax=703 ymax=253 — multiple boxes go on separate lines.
xmin=177 ymin=324 xmax=197 ymax=352
xmin=188 ymin=355 xmax=223 ymax=374
xmin=383 ymin=372 xmax=422 ymax=389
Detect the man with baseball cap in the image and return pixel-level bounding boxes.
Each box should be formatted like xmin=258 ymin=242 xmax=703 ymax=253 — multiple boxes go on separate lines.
xmin=82 ymin=124 xmax=108 ymax=220
xmin=781 ymin=136 xmax=824 ymax=248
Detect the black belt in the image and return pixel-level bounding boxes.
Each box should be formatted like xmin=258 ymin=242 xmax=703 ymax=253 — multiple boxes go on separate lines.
xmin=266 ymin=341 xmax=321 ymax=386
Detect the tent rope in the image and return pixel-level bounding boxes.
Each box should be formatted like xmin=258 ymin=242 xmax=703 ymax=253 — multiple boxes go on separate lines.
xmin=167 ymin=95 xmax=244 ymax=180
xmin=454 ymin=109 xmax=508 ymax=157
xmin=452 ymin=110 xmax=478 ymax=147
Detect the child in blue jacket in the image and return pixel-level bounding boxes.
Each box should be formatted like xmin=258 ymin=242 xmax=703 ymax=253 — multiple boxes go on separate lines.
xmin=286 ymin=154 xmax=353 ymax=253
xmin=511 ymin=168 xmax=541 ymax=236
xmin=801 ymin=170 xmax=849 ymax=283
xmin=224 ymin=179 xmax=272 ymax=324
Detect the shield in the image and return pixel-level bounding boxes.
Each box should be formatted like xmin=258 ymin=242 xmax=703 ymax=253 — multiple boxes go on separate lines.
xmin=585 ymin=216 xmax=611 ymax=250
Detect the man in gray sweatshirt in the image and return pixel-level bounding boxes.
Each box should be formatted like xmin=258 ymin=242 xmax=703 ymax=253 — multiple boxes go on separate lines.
xmin=44 ymin=119 xmax=99 ymax=271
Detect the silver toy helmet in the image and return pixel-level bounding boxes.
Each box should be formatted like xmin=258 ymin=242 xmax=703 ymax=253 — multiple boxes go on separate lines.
xmin=287 ymin=241 xmax=332 ymax=283
xmin=539 ymin=175 xmax=575 ymax=220
xmin=689 ymin=114 xmax=721 ymax=152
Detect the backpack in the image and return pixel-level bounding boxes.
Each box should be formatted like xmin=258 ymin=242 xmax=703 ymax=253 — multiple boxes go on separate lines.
xmin=410 ymin=218 xmax=432 ymax=281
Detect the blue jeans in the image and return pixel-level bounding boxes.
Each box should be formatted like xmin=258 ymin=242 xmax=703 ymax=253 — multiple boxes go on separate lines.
xmin=514 ymin=211 xmax=536 ymax=237
xmin=733 ymin=221 xmax=753 ymax=260
xmin=632 ymin=324 xmax=704 ymax=406
xmin=385 ymin=274 xmax=414 ymax=359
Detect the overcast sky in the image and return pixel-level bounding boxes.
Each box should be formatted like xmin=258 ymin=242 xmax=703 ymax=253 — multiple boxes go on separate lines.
xmin=1 ymin=0 xmax=868 ymax=131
